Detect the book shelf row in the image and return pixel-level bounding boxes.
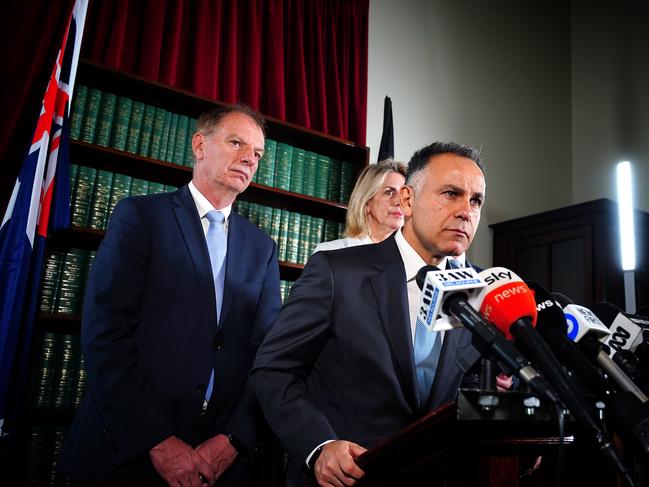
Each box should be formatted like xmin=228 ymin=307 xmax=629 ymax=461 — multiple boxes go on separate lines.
xmin=236 ymin=200 xmax=343 ymax=266
xmin=40 ymin=249 xmax=95 ymax=316
xmin=70 ymin=84 xmax=196 ymax=166
xmin=31 ymin=332 xmax=86 ymax=411
xmin=69 ymin=163 xmax=178 ymax=230
xmin=25 ymin=424 xmax=70 ymax=487
xmin=69 ymin=84 xmax=356 ymax=204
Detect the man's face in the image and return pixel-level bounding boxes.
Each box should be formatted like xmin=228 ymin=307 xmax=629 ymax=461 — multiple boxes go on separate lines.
xmin=400 ymin=153 xmax=485 ymax=263
xmin=192 ymin=112 xmax=265 ymax=196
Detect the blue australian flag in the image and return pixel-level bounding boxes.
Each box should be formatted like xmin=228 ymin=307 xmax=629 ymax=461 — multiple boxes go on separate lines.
xmin=0 ymin=0 xmax=88 ymax=437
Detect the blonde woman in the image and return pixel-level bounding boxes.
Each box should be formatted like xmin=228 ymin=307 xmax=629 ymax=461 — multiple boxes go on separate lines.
xmin=314 ymin=159 xmax=407 ymax=253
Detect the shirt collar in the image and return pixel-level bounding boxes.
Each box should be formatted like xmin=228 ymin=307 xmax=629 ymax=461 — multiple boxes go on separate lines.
xmin=394 ymin=229 xmax=467 ymax=280
xmin=188 ymin=181 xmax=232 ymax=220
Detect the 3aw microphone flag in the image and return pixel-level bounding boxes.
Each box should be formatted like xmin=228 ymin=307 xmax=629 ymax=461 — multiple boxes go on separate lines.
xmin=0 ymin=0 xmax=88 ymax=436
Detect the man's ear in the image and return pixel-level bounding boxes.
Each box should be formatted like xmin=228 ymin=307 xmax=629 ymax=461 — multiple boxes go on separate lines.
xmin=192 ymin=132 xmax=205 ymax=161
xmin=400 ymin=185 xmax=414 ymax=218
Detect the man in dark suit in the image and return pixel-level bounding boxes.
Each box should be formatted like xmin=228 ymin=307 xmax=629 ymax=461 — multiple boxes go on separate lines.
xmin=59 ymin=105 xmax=282 ymax=486
xmin=251 ymin=141 xmax=486 ymax=487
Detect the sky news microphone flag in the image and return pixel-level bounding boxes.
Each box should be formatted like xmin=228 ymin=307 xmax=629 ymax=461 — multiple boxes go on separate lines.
xmin=0 ymin=0 xmax=88 ymax=436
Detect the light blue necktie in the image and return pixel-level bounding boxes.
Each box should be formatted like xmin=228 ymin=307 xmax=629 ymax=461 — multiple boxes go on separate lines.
xmin=204 ymin=210 xmax=227 ymax=404
xmin=413 ymin=258 xmax=463 ymax=404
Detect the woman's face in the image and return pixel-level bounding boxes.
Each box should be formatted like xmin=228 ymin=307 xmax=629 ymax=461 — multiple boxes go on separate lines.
xmin=365 ymin=171 xmax=406 ymax=239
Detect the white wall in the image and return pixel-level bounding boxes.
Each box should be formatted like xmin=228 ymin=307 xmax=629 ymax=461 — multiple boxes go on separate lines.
xmin=571 ymin=0 xmax=649 ymax=213
xmin=367 ymin=0 xmax=573 ymax=266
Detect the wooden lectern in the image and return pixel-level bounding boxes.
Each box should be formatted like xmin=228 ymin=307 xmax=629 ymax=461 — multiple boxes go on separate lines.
xmin=356 ymin=390 xmax=576 ymax=487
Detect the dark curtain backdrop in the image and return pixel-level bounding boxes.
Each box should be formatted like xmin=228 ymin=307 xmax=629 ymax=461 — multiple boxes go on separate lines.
xmin=0 ymin=0 xmax=76 ymax=211
xmin=82 ymin=0 xmax=368 ymax=144
xmin=1 ymin=0 xmax=369 ymax=210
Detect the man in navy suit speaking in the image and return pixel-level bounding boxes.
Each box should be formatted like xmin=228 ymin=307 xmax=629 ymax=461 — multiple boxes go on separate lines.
xmin=251 ymin=142 xmax=486 ymax=487
xmin=59 ymin=105 xmax=281 ymax=486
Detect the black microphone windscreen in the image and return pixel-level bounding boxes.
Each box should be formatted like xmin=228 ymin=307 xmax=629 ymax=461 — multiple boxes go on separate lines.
xmin=638 ymin=305 xmax=649 ymax=319
xmin=415 ymin=265 xmax=439 ymax=291
xmin=526 ymin=281 xmax=567 ymax=336
xmin=551 ymin=292 xmax=573 ymax=308
xmin=589 ymin=302 xmax=623 ymax=328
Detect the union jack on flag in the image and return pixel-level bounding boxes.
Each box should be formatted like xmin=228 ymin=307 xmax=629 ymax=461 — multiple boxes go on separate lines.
xmin=0 ymin=0 xmax=88 ymax=436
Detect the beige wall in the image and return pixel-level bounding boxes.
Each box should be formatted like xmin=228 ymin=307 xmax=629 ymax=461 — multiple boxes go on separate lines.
xmin=571 ymin=0 xmax=649 ymax=213
xmin=367 ymin=0 xmax=573 ymax=266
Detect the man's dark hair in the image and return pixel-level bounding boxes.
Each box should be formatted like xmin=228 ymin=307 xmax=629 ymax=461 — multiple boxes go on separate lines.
xmin=406 ymin=142 xmax=484 ymax=189
xmin=198 ymin=103 xmax=267 ymax=137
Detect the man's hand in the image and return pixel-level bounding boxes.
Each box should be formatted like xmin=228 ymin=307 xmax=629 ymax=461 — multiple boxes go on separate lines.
xmin=196 ymin=434 xmax=238 ymax=483
xmin=496 ymin=372 xmax=513 ymax=391
xmin=150 ymin=435 xmax=215 ymax=487
xmin=313 ymin=440 xmax=366 ymax=487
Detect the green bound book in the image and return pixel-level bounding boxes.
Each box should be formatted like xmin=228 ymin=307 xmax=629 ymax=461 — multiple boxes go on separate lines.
xmin=69 ymin=85 xmax=88 ymax=140
xmin=130 ymin=178 xmax=149 ymax=197
xmin=106 ymin=173 xmax=133 ymax=222
xmin=55 ymin=248 xmax=88 ymax=315
xmin=159 ymin=110 xmax=173 ymax=161
xmin=256 ymin=139 xmax=277 ymax=187
xmin=258 ymin=205 xmax=273 ymax=236
xmin=138 ymin=103 xmax=156 ymax=158
xmin=125 ymin=100 xmax=145 ymax=154
xmin=149 ymin=107 xmax=167 ymax=160
xmin=88 ymin=170 xmax=114 ymax=230
xmin=328 ymin=159 xmax=342 ymax=202
xmin=31 ymin=332 xmax=57 ymax=408
xmin=303 ymin=151 xmax=318 ymax=197
xmin=286 ymin=211 xmax=301 ymax=263
xmin=110 ymin=96 xmax=133 ymax=151
xmin=94 ymin=92 xmax=117 ymax=147
xmin=147 ymin=181 xmax=166 ymax=195
xmin=273 ymin=143 xmax=293 ymax=191
xmin=164 ymin=184 xmax=177 ymax=193
xmin=236 ymin=200 xmax=250 ymax=219
xmin=289 ymin=147 xmax=306 ymax=194
xmin=247 ymin=203 xmax=260 ymax=227
xmin=339 ymin=161 xmax=355 ymax=204
xmin=79 ymin=88 xmax=102 ymax=144
xmin=74 ymin=356 xmax=87 ymax=409
xmin=269 ymin=207 xmax=282 ymax=244
xmin=40 ymin=252 xmax=65 ymax=313
xmin=315 ymin=155 xmax=332 ymax=200
xmin=311 ymin=217 xmax=325 ymax=253
xmin=79 ymin=250 xmax=97 ymax=309
xmin=277 ymin=209 xmax=289 ymax=262
xmin=164 ymin=112 xmax=179 ymax=164
xmin=52 ymin=334 xmax=79 ymax=408
xmin=70 ymin=165 xmax=97 ymax=227
xmin=324 ymin=219 xmax=339 ymax=242
xmin=184 ymin=118 xmax=198 ymax=167
xmin=174 ymin=114 xmax=189 ymax=167
xmin=297 ymin=215 xmax=313 ymax=265
xmin=68 ymin=163 xmax=78 ymax=206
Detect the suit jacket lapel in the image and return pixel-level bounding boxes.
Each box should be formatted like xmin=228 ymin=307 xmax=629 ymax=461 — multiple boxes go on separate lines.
xmin=220 ymin=210 xmax=247 ymax=325
xmin=172 ymin=186 xmax=217 ymax=326
xmin=369 ymin=237 xmax=419 ymax=411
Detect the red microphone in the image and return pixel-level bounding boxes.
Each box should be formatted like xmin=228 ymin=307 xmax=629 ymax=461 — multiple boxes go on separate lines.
xmin=473 ymin=273 xmax=538 ymax=340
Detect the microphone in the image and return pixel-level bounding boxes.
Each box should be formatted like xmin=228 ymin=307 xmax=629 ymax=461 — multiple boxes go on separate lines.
xmin=589 ymin=302 xmax=649 ymax=394
xmin=468 ymin=268 xmax=632 ymax=479
xmin=528 ymin=282 xmax=649 ymax=454
xmin=553 ymin=294 xmax=649 ymax=403
xmin=527 ymin=281 xmax=613 ymax=399
xmin=414 ymin=266 xmax=557 ymax=403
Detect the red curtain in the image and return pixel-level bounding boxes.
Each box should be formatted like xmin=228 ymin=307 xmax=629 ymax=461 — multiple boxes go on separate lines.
xmin=0 ymin=0 xmax=76 ymax=209
xmin=82 ymin=0 xmax=368 ymax=145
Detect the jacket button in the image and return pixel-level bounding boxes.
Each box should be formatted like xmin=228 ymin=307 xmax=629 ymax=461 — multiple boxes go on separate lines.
xmin=197 ymin=383 xmax=206 ymax=393
xmin=213 ymin=340 xmax=221 ymax=351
